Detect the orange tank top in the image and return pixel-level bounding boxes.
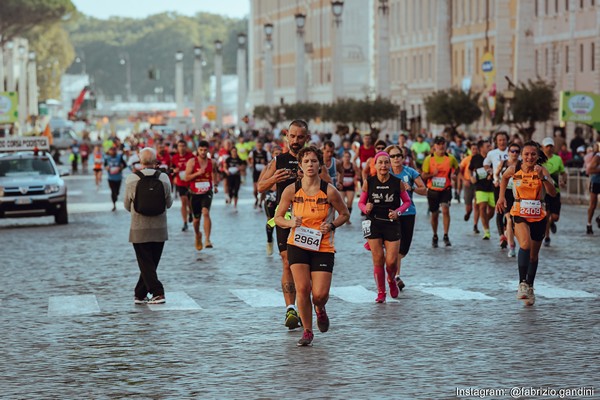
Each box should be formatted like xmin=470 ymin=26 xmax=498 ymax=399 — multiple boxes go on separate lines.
xmin=510 ymin=166 xmax=546 ymax=222
xmin=287 ymin=180 xmax=335 ymax=253
xmin=427 ymin=155 xmax=453 ymax=191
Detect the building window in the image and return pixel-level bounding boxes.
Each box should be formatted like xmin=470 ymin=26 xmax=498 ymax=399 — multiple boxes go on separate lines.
xmin=535 ymin=0 xmax=538 ymax=16
xmin=565 ymin=0 xmax=569 ymax=10
xmin=461 ymin=49 xmax=465 ymax=76
xmin=545 ymin=47 xmax=549 ymax=75
xmin=565 ymin=45 xmax=569 ymax=73
xmin=580 ymin=0 xmax=584 ymax=8
xmin=428 ymin=52 xmax=433 ymax=79
xmin=580 ymin=43 xmax=584 ymax=71
xmin=592 ymin=42 xmax=596 ymax=71
xmin=535 ymin=50 xmax=538 ymax=74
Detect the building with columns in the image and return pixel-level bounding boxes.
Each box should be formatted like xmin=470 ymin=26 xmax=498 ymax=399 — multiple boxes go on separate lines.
xmin=247 ymin=0 xmax=600 ymax=138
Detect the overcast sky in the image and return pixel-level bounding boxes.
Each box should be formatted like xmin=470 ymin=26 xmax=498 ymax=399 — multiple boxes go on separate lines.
xmin=71 ymin=0 xmax=249 ymax=20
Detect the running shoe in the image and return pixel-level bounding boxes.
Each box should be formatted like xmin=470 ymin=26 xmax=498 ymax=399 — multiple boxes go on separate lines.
xmin=517 ymin=282 xmax=529 ymax=300
xmin=464 ymin=211 xmax=471 ymax=221
xmin=482 ymin=231 xmax=490 ymax=240
xmin=182 ymin=223 xmax=188 ymax=232
xmin=499 ymin=234 xmax=507 ymax=248
xmin=596 ymin=215 xmax=600 ymax=229
xmin=388 ymin=279 xmax=399 ymax=299
xmin=473 ymin=225 xmax=480 ymax=234
xmin=134 ymin=296 xmax=148 ymax=305
xmin=148 ymin=295 xmax=166 ymax=304
xmin=285 ymin=308 xmax=301 ymax=329
xmin=188 ymin=213 xmax=193 ymax=223
xmin=543 ymin=237 xmax=550 ymax=247
xmin=550 ymin=221 xmax=557 ymax=234
xmin=587 ymin=225 xmax=594 ymax=235
xmin=525 ymin=286 xmax=535 ymax=306
xmin=266 ymin=242 xmax=274 ymax=256
xmin=432 ymin=235 xmax=438 ymax=248
xmin=443 ymin=234 xmax=451 ymax=247
xmin=195 ymin=233 xmax=203 ymax=251
xmin=507 ymin=247 xmax=516 ymax=257
xmin=297 ymin=330 xmax=314 ymax=347
xmin=315 ymin=306 xmax=330 ymax=333
xmin=395 ymin=276 xmax=406 ymax=291
xmin=205 ymin=241 xmax=213 ymax=249
xmin=375 ymin=292 xmax=386 ymax=303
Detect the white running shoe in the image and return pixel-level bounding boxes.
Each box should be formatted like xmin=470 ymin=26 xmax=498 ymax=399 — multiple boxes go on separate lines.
xmin=266 ymin=242 xmax=273 ymax=256
xmin=525 ymin=286 xmax=535 ymax=306
xmin=517 ymin=282 xmax=529 ymax=300
xmin=507 ymin=247 xmax=516 ymax=257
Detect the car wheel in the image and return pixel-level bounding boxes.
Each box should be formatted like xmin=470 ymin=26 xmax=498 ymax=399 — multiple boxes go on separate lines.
xmin=55 ymin=201 xmax=69 ymax=225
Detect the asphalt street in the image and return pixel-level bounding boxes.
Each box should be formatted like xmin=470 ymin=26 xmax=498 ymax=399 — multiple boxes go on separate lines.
xmin=1 ymin=170 xmax=598 ymax=399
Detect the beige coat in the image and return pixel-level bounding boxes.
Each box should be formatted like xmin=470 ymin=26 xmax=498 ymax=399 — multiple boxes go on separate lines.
xmin=124 ymin=169 xmax=173 ymax=243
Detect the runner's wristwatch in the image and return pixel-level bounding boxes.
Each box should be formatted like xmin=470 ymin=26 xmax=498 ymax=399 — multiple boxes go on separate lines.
xmin=329 ymin=223 xmax=336 ymax=232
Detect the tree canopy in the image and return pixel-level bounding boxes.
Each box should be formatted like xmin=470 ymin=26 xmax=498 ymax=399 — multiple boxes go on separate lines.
xmin=423 ymin=88 xmax=482 ymax=131
xmin=511 ymin=79 xmax=556 ymax=141
xmin=0 ymin=0 xmax=75 ymax=45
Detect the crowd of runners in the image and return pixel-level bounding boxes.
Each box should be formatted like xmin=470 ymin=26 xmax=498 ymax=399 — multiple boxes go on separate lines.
xmin=82 ymin=122 xmax=600 ymax=346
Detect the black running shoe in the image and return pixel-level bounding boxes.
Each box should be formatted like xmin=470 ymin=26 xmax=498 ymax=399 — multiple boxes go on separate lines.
xmin=473 ymin=225 xmax=480 ymax=234
xmin=596 ymin=216 xmax=600 ymax=229
xmin=432 ymin=235 xmax=438 ymax=248
xmin=443 ymin=234 xmax=451 ymax=247
xmin=587 ymin=225 xmax=594 ymax=235
xmin=464 ymin=211 xmax=471 ymax=221
xmin=543 ymin=237 xmax=550 ymax=247
xmin=550 ymin=221 xmax=557 ymax=234
xmin=395 ymin=276 xmax=406 ymax=291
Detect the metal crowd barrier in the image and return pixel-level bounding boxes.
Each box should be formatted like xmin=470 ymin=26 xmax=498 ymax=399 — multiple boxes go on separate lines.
xmin=562 ymin=167 xmax=590 ymax=204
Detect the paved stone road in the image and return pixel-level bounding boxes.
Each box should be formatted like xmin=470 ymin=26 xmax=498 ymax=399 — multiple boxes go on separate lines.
xmin=1 ymin=171 xmax=598 ymax=399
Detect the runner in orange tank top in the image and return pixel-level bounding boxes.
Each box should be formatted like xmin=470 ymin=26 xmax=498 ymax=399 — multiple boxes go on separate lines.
xmin=496 ymin=141 xmax=556 ymax=306
xmin=275 ymin=146 xmax=349 ymax=347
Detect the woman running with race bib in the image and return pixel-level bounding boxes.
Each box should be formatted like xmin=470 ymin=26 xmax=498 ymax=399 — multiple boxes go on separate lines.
xmin=274 ymin=146 xmax=349 ymax=347
xmin=496 ymin=141 xmax=556 ymax=306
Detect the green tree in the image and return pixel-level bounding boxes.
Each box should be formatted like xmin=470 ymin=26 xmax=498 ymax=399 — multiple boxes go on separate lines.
xmin=0 ymin=0 xmax=75 ymax=45
xmin=283 ymin=102 xmax=321 ymax=122
xmin=510 ymin=79 xmax=556 ymax=141
xmin=424 ymin=88 xmax=482 ymax=132
xmin=253 ymin=105 xmax=285 ymax=129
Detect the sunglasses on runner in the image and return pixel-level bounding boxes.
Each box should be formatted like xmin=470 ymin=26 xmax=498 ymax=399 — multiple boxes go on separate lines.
xmin=389 ymin=154 xmax=403 ymax=158
xmin=509 ymin=149 xmax=520 ymax=154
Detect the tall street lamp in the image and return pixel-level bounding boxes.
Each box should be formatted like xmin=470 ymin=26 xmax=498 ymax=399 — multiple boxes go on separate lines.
xmin=295 ymin=12 xmax=307 ymax=102
xmin=331 ymin=1 xmax=344 ymax=100
xmin=28 ymin=51 xmax=38 ymax=118
xmin=263 ymin=23 xmax=274 ymax=106
xmin=193 ymin=45 xmax=204 ymax=131
xmin=215 ymin=40 xmax=223 ymax=129
xmin=175 ymin=50 xmax=184 ymax=117
xmin=17 ymin=44 xmax=28 ymax=134
xmin=237 ymin=33 xmax=247 ymax=126
xmin=0 ymin=37 xmax=5 ymax=91
xmin=119 ymin=52 xmax=132 ymax=101
xmin=377 ymin=0 xmax=390 ymax=98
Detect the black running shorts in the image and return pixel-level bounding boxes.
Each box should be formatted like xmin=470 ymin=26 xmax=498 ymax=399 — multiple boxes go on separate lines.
xmin=544 ymin=192 xmax=561 ymax=216
xmin=190 ymin=191 xmax=213 ymax=217
xmin=427 ymin=188 xmax=452 ymax=212
xmin=287 ymin=244 xmax=334 ymax=273
xmin=512 ymin=216 xmax=547 ymax=242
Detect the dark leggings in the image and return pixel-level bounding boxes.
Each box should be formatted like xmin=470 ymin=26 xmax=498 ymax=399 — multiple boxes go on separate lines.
xmin=264 ymin=198 xmax=277 ymax=243
xmin=494 ymin=187 xmax=504 ymax=235
xmin=108 ymin=180 xmax=121 ymax=203
xmin=227 ymin=175 xmax=241 ymax=198
xmin=398 ymin=214 xmax=416 ymax=256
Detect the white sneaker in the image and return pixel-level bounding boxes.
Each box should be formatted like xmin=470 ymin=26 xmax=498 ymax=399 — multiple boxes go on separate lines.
xmin=507 ymin=247 xmax=516 ymax=257
xmin=517 ymin=282 xmax=529 ymax=300
xmin=525 ymin=286 xmax=535 ymax=306
xmin=266 ymin=242 xmax=273 ymax=256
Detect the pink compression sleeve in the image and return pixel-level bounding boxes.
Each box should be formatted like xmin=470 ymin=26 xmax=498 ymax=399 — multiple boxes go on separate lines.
xmin=395 ymin=190 xmax=412 ymax=215
xmin=358 ymin=190 xmax=369 ymax=214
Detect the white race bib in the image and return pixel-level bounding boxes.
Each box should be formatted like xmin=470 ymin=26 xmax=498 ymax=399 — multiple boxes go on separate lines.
xmin=507 ymin=177 xmax=514 ymax=190
xmin=109 ymin=167 xmax=120 ymax=174
xmin=361 ymin=162 xmax=367 ymax=169
xmin=343 ymin=177 xmax=354 ymax=186
xmin=228 ymin=167 xmax=239 ymax=174
xmin=293 ymin=226 xmax=323 ymax=251
xmin=417 ymin=153 xmax=425 ymax=160
xmin=519 ymin=200 xmax=542 ymax=217
xmin=476 ymin=167 xmax=488 ymax=180
xmin=362 ymin=220 xmax=372 ymax=238
xmin=159 ymin=164 xmax=168 ymax=170
xmin=255 ymin=164 xmax=265 ymax=171
xmin=179 ymin=171 xmax=186 ymax=180
xmin=195 ymin=181 xmax=211 ymax=194
xmin=431 ymin=177 xmax=446 ymax=188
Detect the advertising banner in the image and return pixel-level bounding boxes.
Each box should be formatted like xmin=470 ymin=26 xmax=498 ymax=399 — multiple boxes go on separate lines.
xmin=0 ymin=92 xmax=19 ymax=124
xmin=559 ymin=91 xmax=600 ymax=129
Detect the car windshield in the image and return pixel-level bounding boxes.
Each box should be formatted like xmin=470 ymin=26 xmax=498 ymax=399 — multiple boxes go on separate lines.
xmin=0 ymin=157 xmax=56 ymax=177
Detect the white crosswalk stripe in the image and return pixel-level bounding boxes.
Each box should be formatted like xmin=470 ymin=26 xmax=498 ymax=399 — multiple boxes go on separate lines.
xmin=413 ymin=286 xmax=496 ymax=300
xmin=501 ymin=282 xmax=596 ymax=299
xmin=230 ymin=288 xmax=284 ymax=307
xmin=146 ymin=291 xmax=202 ymax=311
xmin=48 ymin=294 xmax=100 ymax=316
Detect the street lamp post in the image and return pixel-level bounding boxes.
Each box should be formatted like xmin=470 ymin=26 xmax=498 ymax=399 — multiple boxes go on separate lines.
xmin=18 ymin=44 xmax=28 ymax=134
xmin=263 ymin=23 xmax=274 ymax=106
xmin=28 ymin=51 xmax=38 ymax=118
xmin=0 ymin=37 xmax=5 ymax=91
xmin=377 ymin=0 xmax=390 ymax=98
xmin=215 ymin=40 xmax=223 ymax=129
xmin=237 ymin=33 xmax=247 ymax=126
xmin=193 ymin=45 xmax=203 ymax=131
xmin=119 ymin=52 xmax=132 ymax=101
xmin=331 ymin=1 xmax=344 ymax=100
xmin=295 ymin=13 xmax=307 ymax=102
xmin=175 ymin=50 xmax=184 ymax=117
xmin=6 ymin=41 xmax=15 ymax=92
